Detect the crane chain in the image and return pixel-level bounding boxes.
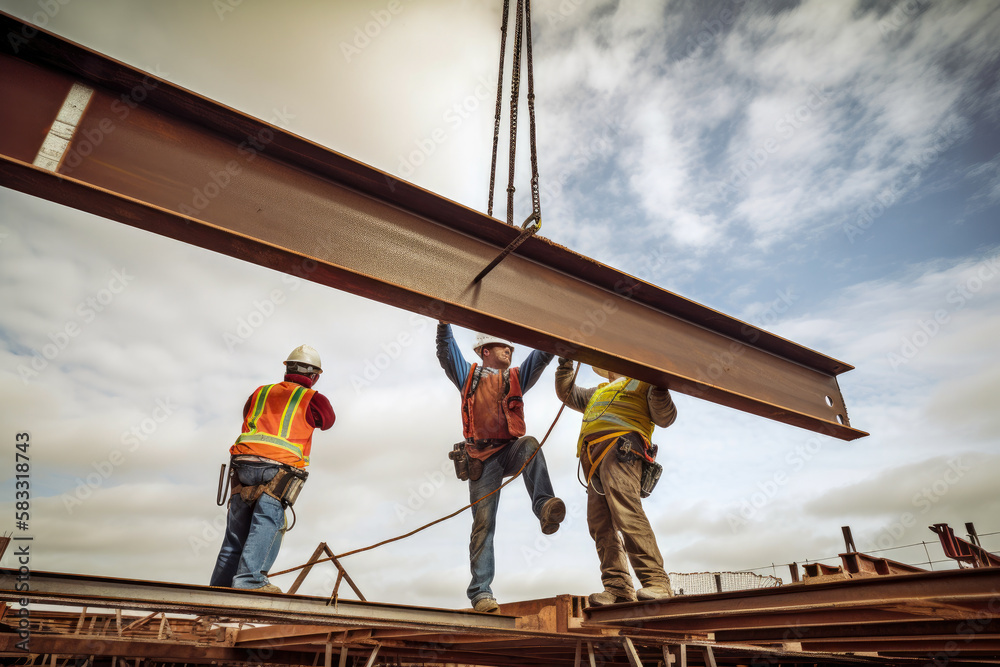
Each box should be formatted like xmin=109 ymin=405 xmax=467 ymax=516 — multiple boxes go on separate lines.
xmin=487 ymin=0 xmax=510 ymax=218
xmin=487 ymin=0 xmax=541 ymax=228
xmin=524 ymin=0 xmax=540 ymax=221
xmin=477 ymin=0 xmax=542 ymax=285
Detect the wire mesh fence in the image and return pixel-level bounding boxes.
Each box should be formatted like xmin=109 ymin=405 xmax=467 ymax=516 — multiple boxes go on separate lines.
xmin=669 ymin=570 xmax=782 ymax=596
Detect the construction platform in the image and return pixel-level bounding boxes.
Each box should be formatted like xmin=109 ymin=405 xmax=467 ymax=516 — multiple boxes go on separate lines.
xmin=4 ymin=565 xmax=1000 ymax=666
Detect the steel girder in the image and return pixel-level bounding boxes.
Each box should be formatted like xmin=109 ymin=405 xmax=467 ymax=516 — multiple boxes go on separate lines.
xmin=0 ymin=568 xmax=514 ymax=631
xmin=585 ymin=567 xmax=1000 ymax=658
xmin=0 ymin=11 xmax=866 ymax=440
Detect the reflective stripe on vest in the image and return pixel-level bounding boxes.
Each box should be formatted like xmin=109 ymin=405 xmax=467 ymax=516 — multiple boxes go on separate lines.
xmin=577 ymin=378 xmax=654 ymax=457
xmin=232 ymin=382 xmax=315 ymax=467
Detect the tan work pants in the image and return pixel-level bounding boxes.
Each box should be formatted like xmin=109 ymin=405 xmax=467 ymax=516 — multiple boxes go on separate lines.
xmin=587 ymin=450 xmax=669 ymax=598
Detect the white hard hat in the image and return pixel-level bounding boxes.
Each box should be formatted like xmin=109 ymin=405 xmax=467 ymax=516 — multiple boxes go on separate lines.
xmin=284 ymin=345 xmax=323 ymax=373
xmin=473 ymin=333 xmax=514 ymax=358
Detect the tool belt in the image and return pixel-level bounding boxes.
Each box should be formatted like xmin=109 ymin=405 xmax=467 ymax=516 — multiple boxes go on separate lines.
xmin=230 ymin=462 xmax=308 ymax=508
xmin=468 ymin=438 xmax=513 ymax=449
xmin=585 ymin=432 xmax=662 ymax=498
xmin=447 ymin=438 xmax=506 ymax=482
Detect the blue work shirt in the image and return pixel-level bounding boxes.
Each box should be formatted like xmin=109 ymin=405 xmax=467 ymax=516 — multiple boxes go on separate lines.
xmin=435 ymin=323 xmax=553 ymax=393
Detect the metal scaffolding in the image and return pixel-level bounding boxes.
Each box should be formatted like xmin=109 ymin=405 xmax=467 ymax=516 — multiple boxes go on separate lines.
xmin=4 ymin=566 xmax=1000 ymax=665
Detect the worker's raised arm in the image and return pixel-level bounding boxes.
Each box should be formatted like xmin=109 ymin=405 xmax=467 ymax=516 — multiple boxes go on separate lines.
xmin=554 ymin=357 xmax=593 ymax=413
xmin=648 ymin=386 xmax=677 ymax=428
xmin=436 ymin=321 xmax=471 ymax=390
xmin=517 ymin=348 xmax=554 ymax=392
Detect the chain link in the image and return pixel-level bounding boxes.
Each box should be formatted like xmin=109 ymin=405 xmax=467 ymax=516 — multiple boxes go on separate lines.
xmin=487 ymin=0 xmax=510 ymax=218
xmin=487 ymin=0 xmax=541 ymax=228
xmin=505 ymin=0 xmax=525 ymax=226
xmin=524 ymin=0 xmax=541 ymax=221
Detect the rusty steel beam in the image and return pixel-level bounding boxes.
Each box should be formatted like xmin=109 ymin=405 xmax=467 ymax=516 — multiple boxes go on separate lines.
xmin=0 ymin=11 xmax=866 ymax=440
xmin=0 ymin=634 xmax=315 ymax=664
xmin=716 ymin=618 xmax=1000 ymax=649
xmin=0 ymin=568 xmax=514 ymax=632
xmin=585 ymin=568 xmax=1000 ymax=629
xmin=840 ymin=551 xmax=927 ymax=576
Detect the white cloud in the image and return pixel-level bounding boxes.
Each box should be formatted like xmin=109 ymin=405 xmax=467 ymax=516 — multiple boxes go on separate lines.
xmin=0 ymin=0 xmax=998 ymax=606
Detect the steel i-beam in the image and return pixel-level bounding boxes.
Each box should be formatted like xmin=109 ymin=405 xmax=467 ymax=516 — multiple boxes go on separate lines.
xmin=0 ymin=568 xmax=515 ymax=631
xmin=0 ymin=12 xmax=866 ymax=440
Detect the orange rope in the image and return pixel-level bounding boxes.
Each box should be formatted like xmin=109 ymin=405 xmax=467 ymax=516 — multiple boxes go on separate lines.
xmin=269 ymin=362 xmax=581 ymax=578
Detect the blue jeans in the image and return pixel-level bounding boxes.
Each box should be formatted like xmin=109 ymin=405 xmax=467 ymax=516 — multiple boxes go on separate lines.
xmin=210 ymin=461 xmax=286 ymax=589
xmin=467 ymin=436 xmax=556 ymax=603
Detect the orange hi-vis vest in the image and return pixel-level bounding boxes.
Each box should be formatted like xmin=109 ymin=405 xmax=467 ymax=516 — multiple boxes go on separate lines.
xmin=231 ymin=381 xmax=317 ymax=469
xmin=461 ymin=364 xmax=526 ymax=441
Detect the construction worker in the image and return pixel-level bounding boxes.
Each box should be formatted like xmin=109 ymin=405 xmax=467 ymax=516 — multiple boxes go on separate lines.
xmin=436 ymin=322 xmax=565 ymax=613
xmin=555 ymin=357 xmax=677 ymax=606
xmin=210 ymin=345 xmax=335 ymax=593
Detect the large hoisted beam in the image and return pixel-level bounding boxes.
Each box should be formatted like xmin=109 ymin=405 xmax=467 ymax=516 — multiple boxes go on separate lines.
xmin=0 ymin=12 xmax=866 ymax=440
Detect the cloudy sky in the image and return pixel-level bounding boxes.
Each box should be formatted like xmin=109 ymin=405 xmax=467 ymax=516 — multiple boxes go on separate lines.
xmin=1 ymin=0 xmax=998 ymax=608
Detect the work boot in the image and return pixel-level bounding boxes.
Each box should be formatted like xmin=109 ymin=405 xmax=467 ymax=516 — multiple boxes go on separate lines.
xmin=248 ymin=583 xmax=283 ymax=594
xmin=540 ymin=497 xmax=566 ymax=535
xmin=473 ymin=596 xmax=500 ymax=613
xmin=587 ymin=590 xmax=635 ymax=606
xmin=637 ymin=584 xmax=673 ymax=601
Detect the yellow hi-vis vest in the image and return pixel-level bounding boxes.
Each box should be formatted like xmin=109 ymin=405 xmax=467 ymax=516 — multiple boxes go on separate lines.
xmin=577 ymin=378 xmax=655 ymax=458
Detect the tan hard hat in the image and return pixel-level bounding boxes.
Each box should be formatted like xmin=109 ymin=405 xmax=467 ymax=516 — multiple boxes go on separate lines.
xmin=285 ymin=345 xmax=323 ymax=373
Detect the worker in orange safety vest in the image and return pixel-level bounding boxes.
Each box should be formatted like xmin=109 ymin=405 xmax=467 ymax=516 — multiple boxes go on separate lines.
xmin=437 ymin=323 xmax=564 ymax=613
xmin=210 ymin=345 xmax=335 ymax=592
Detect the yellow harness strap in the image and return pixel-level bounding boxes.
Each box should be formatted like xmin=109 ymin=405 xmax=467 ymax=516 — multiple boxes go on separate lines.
xmin=584 ymin=430 xmax=631 ymax=485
